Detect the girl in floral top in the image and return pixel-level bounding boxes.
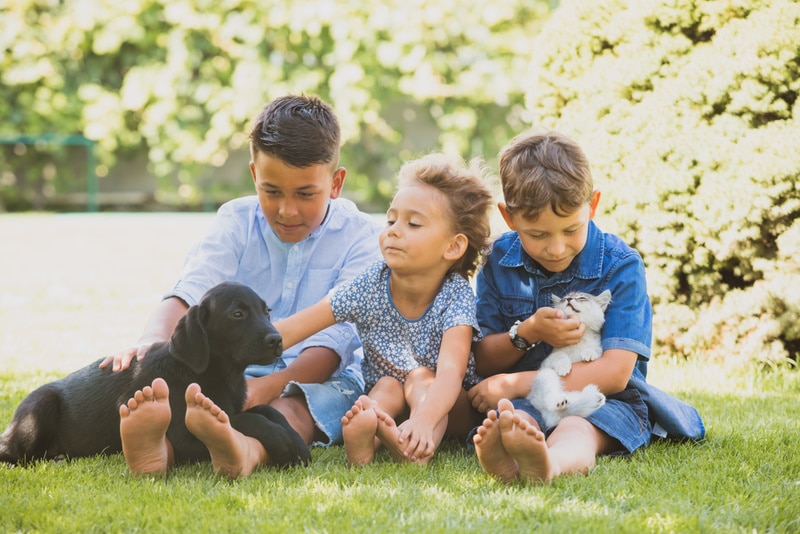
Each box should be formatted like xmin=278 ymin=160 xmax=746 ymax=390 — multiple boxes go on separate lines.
xmin=276 ymin=153 xmax=494 ymax=466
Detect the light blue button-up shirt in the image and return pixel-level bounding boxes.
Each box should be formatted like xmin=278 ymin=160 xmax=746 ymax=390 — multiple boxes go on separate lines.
xmin=168 ymin=195 xmax=382 ymax=378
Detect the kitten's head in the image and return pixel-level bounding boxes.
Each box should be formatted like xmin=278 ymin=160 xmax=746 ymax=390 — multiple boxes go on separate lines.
xmin=551 ymin=290 xmax=611 ymax=332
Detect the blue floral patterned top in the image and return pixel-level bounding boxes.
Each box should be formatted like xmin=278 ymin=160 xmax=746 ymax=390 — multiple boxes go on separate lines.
xmin=330 ymin=261 xmax=482 ymax=391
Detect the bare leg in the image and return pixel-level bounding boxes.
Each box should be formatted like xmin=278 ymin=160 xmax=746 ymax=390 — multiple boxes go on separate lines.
xmin=119 ymin=377 xmax=174 ymax=475
xmin=269 ymin=395 xmax=324 ymax=445
xmin=184 ymin=383 xmax=268 ymax=478
xmin=473 ymin=399 xmax=520 ymax=483
xmin=341 ymin=395 xmax=380 ymax=467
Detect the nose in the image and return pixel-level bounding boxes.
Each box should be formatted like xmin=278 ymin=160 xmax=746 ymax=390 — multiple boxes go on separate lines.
xmin=546 ymin=238 xmax=566 ymax=257
xmin=265 ymin=332 xmax=283 ymax=355
xmin=278 ymin=197 xmax=298 ymax=217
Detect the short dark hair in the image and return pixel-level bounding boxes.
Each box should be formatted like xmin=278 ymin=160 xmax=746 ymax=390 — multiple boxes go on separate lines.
xmin=249 ymin=94 xmax=341 ymax=168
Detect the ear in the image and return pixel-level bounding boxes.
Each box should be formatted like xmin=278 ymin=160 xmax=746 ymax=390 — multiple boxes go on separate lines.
xmin=329 ymin=167 xmax=346 ymax=199
xmin=551 ymin=293 xmax=562 ymax=306
xmin=589 ymin=190 xmax=601 ymax=219
xmin=249 ymin=160 xmax=257 ymax=185
xmin=498 ymin=202 xmax=516 ymax=231
xmin=444 ymin=233 xmax=468 ymax=262
xmin=597 ymin=289 xmax=612 ymax=311
xmin=170 ymin=305 xmax=210 ymax=374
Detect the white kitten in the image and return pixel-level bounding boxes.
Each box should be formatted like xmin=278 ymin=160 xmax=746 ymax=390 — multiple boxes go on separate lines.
xmin=526 ymin=290 xmax=611 ymax=428
xmin=540 ymin=290 xmax=611 ymax=376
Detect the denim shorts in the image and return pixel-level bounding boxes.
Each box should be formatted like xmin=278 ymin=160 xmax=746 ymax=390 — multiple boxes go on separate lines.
xmin=245 ymin=358 xmax=365 ymax=447
xmin=510 ymin=386 xmax=651 ymax=455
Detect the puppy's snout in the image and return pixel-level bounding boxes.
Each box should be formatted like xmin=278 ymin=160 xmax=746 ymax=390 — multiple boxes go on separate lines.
xmin=265 ymin=333 xmax=283 ymax=355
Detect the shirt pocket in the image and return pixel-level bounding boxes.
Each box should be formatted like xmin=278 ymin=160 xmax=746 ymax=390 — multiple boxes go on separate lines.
xmin=498 ymin=295 xmax=536 ymax=323
xmin=296 ymin=268 xmax=341 ymax=309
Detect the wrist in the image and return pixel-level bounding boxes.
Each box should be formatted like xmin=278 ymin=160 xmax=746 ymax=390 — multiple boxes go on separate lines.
xmin=509 ymin=320 xmax=537 ymax=351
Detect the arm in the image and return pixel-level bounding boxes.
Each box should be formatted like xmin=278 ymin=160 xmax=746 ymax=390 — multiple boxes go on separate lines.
xmin=398 ymin=325 xmax=472 ymax=459
xmin=467 ymin=348 xmax=637 ymax=412
xmin=273 ymin=297 xmax=337 ymax=350
xmin=245 ymin=346 xmax=340 ymax=408
xmin=100 ymin=297 xmax=188 ymax=371
xmin=472 ymin=307 xmax=584 ymax=377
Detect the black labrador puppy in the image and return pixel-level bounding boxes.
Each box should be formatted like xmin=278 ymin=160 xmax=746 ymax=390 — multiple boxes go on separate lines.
xmin=0 ymin=281 xmax=310 ymax=468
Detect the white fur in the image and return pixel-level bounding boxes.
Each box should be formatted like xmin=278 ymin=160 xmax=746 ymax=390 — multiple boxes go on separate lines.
xmin=527 ymin=368 xmax=606 ymax=429
xmin=526 ymin=290 xmax=611 ymax=428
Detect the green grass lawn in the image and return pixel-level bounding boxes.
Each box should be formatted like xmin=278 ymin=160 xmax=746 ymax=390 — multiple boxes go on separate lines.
xmin=1 ymin=214 xmax=798 ymax=532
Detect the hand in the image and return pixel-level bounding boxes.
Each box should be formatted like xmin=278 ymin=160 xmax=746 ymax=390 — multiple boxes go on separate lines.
xmin=527 ymin=307 xmax=585 ymax=348
xmin=98 ymin=342 xmax=154 ymax=372
xmin=244 ymin=374 xmax=286 ymax=410
xmin=467 ymin=373 xmax=528 ymax=413
xmin=396 ymin=416 xmax=437 ymax=462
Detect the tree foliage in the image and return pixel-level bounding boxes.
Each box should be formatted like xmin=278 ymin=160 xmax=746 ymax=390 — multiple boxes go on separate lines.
xmin=0 ymin=0 xmax=551 ymax=209
xmin=523 ymin=0 xmax=800 ymax=365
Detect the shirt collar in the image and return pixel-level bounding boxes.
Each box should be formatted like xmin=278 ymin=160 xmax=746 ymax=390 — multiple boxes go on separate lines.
xmin=499 ymin=221 xmax=605 ymax=280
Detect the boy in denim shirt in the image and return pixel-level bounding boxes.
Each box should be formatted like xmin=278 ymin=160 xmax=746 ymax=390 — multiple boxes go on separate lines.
xmin=469 ymin=130 xmax=703 ymax=484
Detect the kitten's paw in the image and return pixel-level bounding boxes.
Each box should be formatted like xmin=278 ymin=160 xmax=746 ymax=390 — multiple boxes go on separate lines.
xmin=581 ymin=351 xmax=602 ymax=362
xmin=549 ymin=357 xmax=572 ymax=377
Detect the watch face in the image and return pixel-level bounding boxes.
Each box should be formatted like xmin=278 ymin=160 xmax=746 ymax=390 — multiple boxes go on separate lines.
xmin=510 ymin=321 xmax=530 ymax=350
xmin=512 ymin=336 xmax=530 ymax=350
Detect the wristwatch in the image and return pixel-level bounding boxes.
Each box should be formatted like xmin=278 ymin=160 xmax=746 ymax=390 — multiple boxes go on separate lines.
xmin=509 ymin=320 xmax=535 ymax=351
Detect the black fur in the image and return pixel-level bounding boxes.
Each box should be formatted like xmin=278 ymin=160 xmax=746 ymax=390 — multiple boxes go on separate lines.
xmin=0 ymin=281 xmax=310 ymax=468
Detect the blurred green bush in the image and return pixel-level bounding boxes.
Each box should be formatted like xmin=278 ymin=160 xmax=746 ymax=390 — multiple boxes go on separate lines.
xmin=1 ymin=0 xmax=797 ymax=365
xmin=0 ymin=0 xmax=551 ymax=210
xmin=524 ymin=0 xmax=799 ymax=366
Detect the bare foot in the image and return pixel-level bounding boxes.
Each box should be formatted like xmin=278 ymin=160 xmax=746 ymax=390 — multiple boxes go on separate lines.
xmin=499 ymin=405 xmax=557 ymax=484
xmin=184 ymin=383 xmax=266 ymax=478
xmin=473 ymin=399 xmax=519 ymax=483
xmin=375 ymin=410 xmax=430 ymax=465
xmin=119 ymin=378 xmax=172 ymax=475
xmin=341 ymin=396 xmax=379 ymax=467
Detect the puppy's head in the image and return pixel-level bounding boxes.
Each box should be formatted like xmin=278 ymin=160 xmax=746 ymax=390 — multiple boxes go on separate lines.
xmin=171 ymin=282 xmax=283 ymax=374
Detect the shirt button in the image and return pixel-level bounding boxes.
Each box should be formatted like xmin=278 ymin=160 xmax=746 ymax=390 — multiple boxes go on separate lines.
xmin=344 ymin=332 xmax=351 ymax=339
xmin=287 ymin=282 xmax=294 ymax=288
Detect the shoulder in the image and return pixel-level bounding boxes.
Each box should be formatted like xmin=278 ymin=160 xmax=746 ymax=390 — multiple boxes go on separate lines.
xmin=484 ymin=231 xmax=519 ymax=265
xmin=600 ymin=229 xmax=644 ymax=268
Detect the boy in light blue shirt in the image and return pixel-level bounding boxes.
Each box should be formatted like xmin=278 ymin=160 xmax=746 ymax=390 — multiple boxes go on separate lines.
xmin=469 ymin=130 xmax=704 ymax=484
xmin=105 ymin=95 xmax=381 ymax=475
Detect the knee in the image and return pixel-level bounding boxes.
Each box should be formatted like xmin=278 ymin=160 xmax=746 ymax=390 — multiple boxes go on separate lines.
xmin=374 ymin=376 xmax=404 ymax=394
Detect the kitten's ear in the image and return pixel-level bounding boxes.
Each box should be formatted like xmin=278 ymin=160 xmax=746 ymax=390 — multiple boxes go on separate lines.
xmin=551 ymin=294 xmax=562 ymax=306
xmin=597 ymin=290 xmax=612 ymax=311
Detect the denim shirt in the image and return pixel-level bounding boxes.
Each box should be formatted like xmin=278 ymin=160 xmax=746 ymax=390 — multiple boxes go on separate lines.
xmin=476 ymin=222 xmax=705 ymax=441
xmin=476 ymin=221 xmax=652 ymax=375
xmin=169 ymin=195 xmax=382 ymax=378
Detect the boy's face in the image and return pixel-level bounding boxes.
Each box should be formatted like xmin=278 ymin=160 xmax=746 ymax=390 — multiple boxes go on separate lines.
xmin=499 ymin=191 xmax=600 ymax=273
xmin=250 ymin=152 xmax=345 ymax=243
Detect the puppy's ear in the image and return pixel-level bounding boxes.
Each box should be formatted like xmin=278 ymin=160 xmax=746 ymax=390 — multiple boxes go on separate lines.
xmin=170 ymin=305 xmax=210 ymax=374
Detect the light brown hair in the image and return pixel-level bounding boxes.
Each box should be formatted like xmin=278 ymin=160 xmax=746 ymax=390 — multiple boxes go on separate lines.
xmin=499 ymin=130 xmax=593 ymax=220
xmin=397 ymin=153 xmax=494 ymax=278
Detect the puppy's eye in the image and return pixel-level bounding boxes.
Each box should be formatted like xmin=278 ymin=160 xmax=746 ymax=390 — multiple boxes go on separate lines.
xmin=230 ymin=310 xmax=245 ymax=319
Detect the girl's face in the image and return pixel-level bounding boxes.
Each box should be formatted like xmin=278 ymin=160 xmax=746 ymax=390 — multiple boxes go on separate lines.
xmin=380 ymin=183 xmax=463 ymax=274
xmin=499 ymin=190 xmax=600 ymax=273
